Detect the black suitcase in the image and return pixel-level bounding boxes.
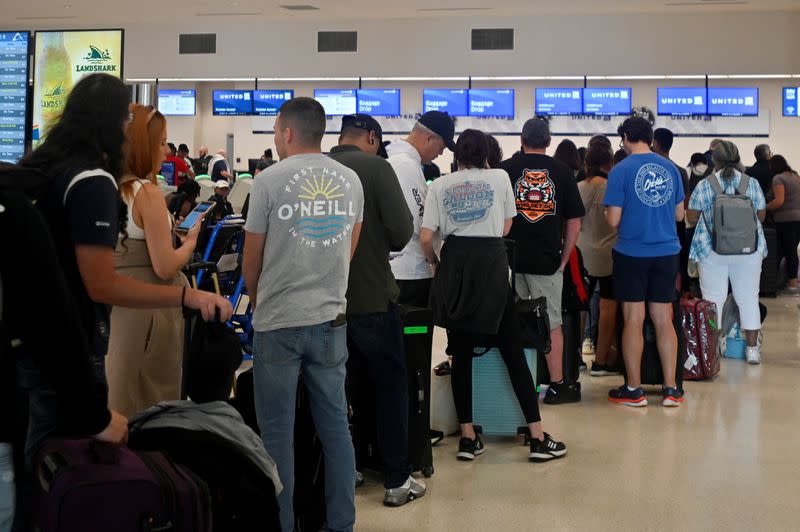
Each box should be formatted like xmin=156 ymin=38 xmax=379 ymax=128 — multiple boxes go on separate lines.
xmin=536 ymin=310 xmax=582 ymax=386
xmin=349 ymin=305 xmax=435 ymax=478
xmin=760 ymin=226 xmax=778 ymax=297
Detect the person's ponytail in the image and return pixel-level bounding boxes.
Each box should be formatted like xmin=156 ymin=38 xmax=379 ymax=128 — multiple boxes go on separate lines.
xmin=711 ymin=140 xmax=745 ymax=180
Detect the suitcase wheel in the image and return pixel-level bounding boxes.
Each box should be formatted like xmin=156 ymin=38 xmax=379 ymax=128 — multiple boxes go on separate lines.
xmin=422 ymin=465 xmax=434 ymax=478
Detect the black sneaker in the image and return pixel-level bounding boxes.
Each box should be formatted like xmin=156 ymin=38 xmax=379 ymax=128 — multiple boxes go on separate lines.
xmin=543 ymin=381 xmax=581 ymax=405
xmin=608 ymin=384 xmax=647 ymax=407
xmin=456 ymin=435 xmax=485 ymax=461
xmin=590 ymin=362 xmax=622 ymax=377
xmin=529 ymin=433 xmax=567 ymax=462
xmin=662 ymin=386 xmax=685 ymax=407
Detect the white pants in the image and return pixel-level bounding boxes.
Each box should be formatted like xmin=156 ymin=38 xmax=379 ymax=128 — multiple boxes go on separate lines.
xmin=698 ymin=250 xmax=762 ymax=331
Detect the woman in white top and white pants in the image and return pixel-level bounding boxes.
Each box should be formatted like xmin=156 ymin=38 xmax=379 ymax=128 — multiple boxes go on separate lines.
xmin=106 ymin=105 xmax=204 ymax=416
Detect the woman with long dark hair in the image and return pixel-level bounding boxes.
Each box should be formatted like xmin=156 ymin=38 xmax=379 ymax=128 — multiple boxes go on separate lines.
xmin=766 ymin=155 xmax=800 ymax=291
xmin=420 ymin=129 xmax=567 ymax=463
xmin=19 ymin=74 xmax=232 ymax=452
xmin=554 ymin=139 xmax=581 ymax=178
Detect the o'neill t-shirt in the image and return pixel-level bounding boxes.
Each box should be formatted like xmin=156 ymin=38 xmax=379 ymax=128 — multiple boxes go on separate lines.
xmin=244 ymin=153 xmax=364 ymax=332
xmin=603 ymin=152 xmax=684 ymax=257
xmin=422 ymin=168 xmax=516 ymax=239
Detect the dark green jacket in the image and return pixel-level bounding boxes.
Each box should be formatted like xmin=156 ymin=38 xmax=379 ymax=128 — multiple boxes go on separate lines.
xmin=328 ymin=145 xmax=413 ymax=315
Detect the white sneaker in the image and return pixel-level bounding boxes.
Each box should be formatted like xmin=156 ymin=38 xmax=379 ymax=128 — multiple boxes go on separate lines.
xmin=746 ymin=346 xmax=761 ymax=365
xmin=582 ymin=338 xmax=595 ymax=355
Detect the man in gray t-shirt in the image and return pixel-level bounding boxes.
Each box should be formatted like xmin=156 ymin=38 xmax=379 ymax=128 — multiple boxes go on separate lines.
xmin=242 ymin=97 xmax=363 ymax=532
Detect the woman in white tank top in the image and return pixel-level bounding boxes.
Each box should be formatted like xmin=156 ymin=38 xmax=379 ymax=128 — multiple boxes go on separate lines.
xmin=106 ymin=105 xmax=204 ymax=417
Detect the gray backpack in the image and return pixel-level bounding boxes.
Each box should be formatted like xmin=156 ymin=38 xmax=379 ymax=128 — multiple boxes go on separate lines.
xmin=702 ymin=173 xmax=758 ymax=255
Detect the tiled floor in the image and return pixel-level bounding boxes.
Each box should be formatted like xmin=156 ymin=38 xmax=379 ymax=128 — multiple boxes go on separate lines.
xmin=355 ymin=296 xmax=800 ymax=531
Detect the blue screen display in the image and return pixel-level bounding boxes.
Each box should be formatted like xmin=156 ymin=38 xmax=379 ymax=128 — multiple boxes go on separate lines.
xmin=158 ymin=90 xmax=196 ymax=116
xmin=582 ymin=88 xmax=632 ymax=116
xmin=423 ymin=89 xmax=469 ymax=116
xmin=657 ymin=87 xmax=707 ymax=116
xmin=468 ymin=89 xmax=515 ymax=118
xmin=707 ymin=87 xmax=758 ymax=117
xmin=535 ymin=88 xmax=583 ymax=116
xmin=0 ymin=31 xmax=29 ymax=163
xmin=253 ymin=90 xmax=293 ymax=116
xmin=782 ymin=87 xmax=799 ymax=117
xmin=314 ymin=89 xmax=357 ymax=115
xmin=357 ymin=89 xmax=400 ymax=116
xmin=212 ymin=90 xmax=253 ymax=116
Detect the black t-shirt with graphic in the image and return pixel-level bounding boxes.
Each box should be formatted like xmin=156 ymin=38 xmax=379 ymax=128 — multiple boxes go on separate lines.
xmin=500 ymin=152 xmax=585 ymax=275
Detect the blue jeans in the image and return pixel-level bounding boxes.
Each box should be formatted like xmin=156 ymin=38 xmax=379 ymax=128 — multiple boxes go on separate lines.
xmin=253 ymin=323 xmax=355 ymax=532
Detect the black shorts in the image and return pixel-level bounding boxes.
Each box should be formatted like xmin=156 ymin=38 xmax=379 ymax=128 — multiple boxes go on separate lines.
xmin=612 ymin=250 xmax=678 ymax=303
xmin=588 ymin=275 xmax=615 ymax=300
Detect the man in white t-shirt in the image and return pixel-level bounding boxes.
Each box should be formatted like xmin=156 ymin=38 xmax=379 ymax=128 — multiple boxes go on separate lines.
xmin=386 ymin=111 xmax=455 ymax=307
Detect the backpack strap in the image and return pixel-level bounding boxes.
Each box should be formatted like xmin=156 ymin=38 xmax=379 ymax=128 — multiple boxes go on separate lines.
xmin=736 ymin=173 xmax=751 ymax=196
xmin=62 ymin=169 xmax=117 ymax=206
xmin=707 ymin=173 xmax=725 ymax=196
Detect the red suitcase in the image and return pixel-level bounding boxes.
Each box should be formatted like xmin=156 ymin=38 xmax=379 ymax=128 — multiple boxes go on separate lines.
xmin=680 ymin=297 xmax=720 ymax=380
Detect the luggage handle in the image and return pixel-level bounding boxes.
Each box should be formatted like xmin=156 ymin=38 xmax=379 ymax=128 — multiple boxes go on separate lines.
xmin=37 ymin=449 xmax=71 ymax=493
xmin=89 ymin=440 xmax=122 ymax=465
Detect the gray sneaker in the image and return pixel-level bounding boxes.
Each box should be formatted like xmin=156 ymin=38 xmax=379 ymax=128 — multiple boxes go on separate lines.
xmin=383 ymin=476 xmax=427 ymax=507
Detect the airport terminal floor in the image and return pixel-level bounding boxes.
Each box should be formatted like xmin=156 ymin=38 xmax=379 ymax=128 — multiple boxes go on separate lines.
xmin=355 ymin=295 xmax=800 ymax=532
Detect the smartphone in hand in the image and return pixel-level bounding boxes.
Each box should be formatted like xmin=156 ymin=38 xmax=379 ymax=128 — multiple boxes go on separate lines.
xmin=176 ymin=201 xmax=215 ymax=233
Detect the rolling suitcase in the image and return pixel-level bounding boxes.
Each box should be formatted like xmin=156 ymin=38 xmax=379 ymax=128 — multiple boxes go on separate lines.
xmin=33 ymin=439 xmax=211 ymax=532
xmin=760 ymin=226 xmax=778 ymax=297
xmin=349 ymin=305 xmax=435 ymax=478
xmin=680 ymin=297 xmax=720 ymax=380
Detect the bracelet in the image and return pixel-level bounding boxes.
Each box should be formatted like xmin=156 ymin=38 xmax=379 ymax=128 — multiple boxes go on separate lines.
xmin=181 ymin=286 xmax=187 ymax=308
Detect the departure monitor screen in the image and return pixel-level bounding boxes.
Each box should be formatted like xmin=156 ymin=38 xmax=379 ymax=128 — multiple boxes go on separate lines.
xmin=707 ymin=87 xmax=758 ymax=117
xmin=535 ymin=88 xmax=582 ymax=116
xmin=657 ymin=87 xmax=707 ymax=116
xmin=212 ymin=90 xmax=253 ymax=116
xmin=782 ymin=87 xmax=799 ymax=117
xmin=0 ymin=31 xmax=30 ymax=163
xmin=158 ymin=89 xmax=196 ymax=116
xmin=423 ymin=89 xmax=468 ymax=116
xmin=253 ymin=90 xmax=293 ymax=116
xmin=357 ymin=89 xmax=400 ymax=116
xmin=582 ymin=88 xmax=631 ymax=116
xmin=314 ymin=89 xmax=357 ymax=115
xmin=468 ymin=89 xmax=515 ymax=118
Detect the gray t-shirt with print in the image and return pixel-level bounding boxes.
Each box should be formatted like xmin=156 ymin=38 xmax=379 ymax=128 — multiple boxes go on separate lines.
xmin=244 ymin=153 xmax=364 ymax=332
xmin=422 ymin=168 xmax=517 ymax=239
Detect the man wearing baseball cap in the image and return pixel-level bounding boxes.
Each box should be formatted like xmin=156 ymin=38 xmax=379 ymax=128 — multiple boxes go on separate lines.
xmin=210 ymin=180 xmax=234 ymax=222
xmin=328 ymin=114 xmax=423 ymax=507
xmin=386 ymin=110 xmax=455 ymax=307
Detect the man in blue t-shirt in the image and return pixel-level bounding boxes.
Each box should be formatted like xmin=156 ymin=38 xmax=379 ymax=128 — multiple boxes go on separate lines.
xmin=603 ymin=117 xmax=686 ymax=409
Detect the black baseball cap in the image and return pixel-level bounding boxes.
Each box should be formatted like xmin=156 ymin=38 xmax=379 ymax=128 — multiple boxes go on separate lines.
xmin=418 ymin=111 xmax=456 ymax=151
xmin=341 ymin=114 xmax=386 ymax=157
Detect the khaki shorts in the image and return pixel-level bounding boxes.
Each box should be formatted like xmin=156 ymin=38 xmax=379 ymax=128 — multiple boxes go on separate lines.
xmin=514 ymin=272 xmax=563 ymax=329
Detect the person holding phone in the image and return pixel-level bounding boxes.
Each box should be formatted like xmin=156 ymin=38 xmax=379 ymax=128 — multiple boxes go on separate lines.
xmin=104 ymin=104 xmax=207 ymax=417
xmin=19 ymin=74 xmax=232 ymax=458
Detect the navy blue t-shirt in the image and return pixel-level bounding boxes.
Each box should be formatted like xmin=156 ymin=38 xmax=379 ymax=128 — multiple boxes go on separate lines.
xmin=603 ymin=152 xmax=684 ymax=257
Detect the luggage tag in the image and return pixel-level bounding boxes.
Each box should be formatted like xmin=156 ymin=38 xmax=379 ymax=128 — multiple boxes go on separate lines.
xmin=684 ymin=355 xmax=698 ymax=371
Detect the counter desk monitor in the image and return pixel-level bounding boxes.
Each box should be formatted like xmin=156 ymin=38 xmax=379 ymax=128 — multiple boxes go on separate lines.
xmin=357 ymin=89 xmax=400 ymax=116
xmin=253 ymin=90 xmax=294 ymax=116
xmin=158 ymin=89 xmax=196 ymax=116
xmin=707 ymin=87 xmax=758 ymax=117
xmin=535 ymin=88 xmax=582 ymax=116
xmin=582 ymin=88 xmax=632 ymax=116
xmin=212 ymin=90 xmax=253 ymax=116
xmin=468 ymin=88 xmax=515 ymax=118
xmin=782 ymin=87 xmax=799 ymax=117
xmin=423 ymin=89 xmax=469 ymax=116
xmin=314 ymin=89 xmax=357 ymax=115
xmin=657 ymin=87 xmax=707 ymax=116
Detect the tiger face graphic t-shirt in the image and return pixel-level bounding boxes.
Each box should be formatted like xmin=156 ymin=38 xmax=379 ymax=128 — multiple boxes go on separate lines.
xmin=603 ymin=152 xmax=684 ymax=258
xmin=245 ymin=153 xmax=364 ymax=332
xmin=501 ymin=152 xmax=585 ymax=275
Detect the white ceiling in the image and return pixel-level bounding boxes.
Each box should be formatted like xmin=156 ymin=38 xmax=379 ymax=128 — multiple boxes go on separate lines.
xmin=6 ymin=0 xmax=800 ymax=24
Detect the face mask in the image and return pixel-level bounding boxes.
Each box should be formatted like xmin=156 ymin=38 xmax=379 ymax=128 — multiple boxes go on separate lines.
xmin=692 ymin=163 xmax=708 ymax=176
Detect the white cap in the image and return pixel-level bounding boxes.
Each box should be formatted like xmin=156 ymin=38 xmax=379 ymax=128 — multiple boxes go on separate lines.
xmin=215 ymin=180 xmax=230 ymax=189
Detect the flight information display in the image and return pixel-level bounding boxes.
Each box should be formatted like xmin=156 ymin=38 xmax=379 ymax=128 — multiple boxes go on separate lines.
xmin=468 ymin=88 xmax=515 ymax=118
xmin=0 ymin=32 xmax=30 ymax=163
xmin=357 ymin=89 xmax=400 ymax=116
xmin=582 ymin=88 xmax=632 ymax=116
xmin=782 ymin=87 xmax=799 ymax=117
xmin=423 ymin=89 xmax=468 ymax=116
xmin=212 ymin=90 xmax=253 ymax=116
xmin=707 ymin=87 xmax=758 ymax=116
xmin=158 ymin=89 xmax=196 ymax=116
xmin=314 ymin=89 xmax=357 ymax=115
xmin=657 ymin=87 xmax=707 ymax=116
xmin=253 ymin=89 xmax=293 ymax=116
xmin=535 ymin=88 xmax=582 ymax=116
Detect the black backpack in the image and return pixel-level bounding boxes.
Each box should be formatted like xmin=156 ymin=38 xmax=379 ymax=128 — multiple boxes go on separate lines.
xmin=183 ymin=311 xmax=243 ymax=403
